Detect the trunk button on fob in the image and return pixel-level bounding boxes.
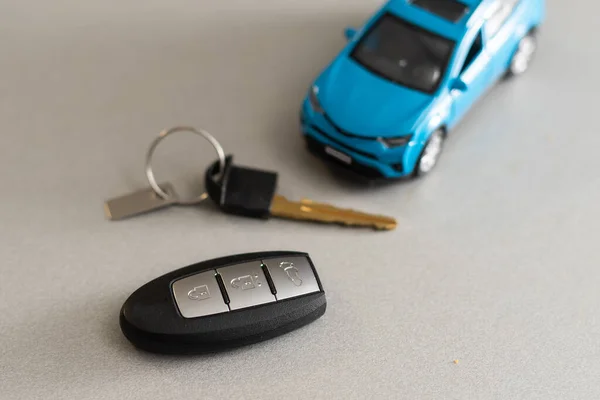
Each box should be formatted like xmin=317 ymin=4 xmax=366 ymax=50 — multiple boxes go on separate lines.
xmin=217 ymin=261 xmax=276 ymax=310
xmin=263 ymin=256 xmax=320 ymax=300
xmin=172 ymin=270 xmax=229 ymax=318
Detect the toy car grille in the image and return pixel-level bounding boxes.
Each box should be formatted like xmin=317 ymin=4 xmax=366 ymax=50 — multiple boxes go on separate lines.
xmin=323 ymin=113 xmax=380 ymax=142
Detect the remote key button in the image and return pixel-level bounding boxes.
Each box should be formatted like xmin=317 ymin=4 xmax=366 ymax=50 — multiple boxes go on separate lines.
xmin=217 ymin=261 xmax=276 ymax=310
xmin=263 ymin=256 xmax=320 ymax=300
xmin=172 ymin=270 xmax=230 ymax=318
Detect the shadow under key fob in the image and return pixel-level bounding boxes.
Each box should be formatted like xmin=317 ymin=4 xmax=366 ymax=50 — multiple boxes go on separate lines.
xmin=120 ymin=251 xmax=326 ymax=354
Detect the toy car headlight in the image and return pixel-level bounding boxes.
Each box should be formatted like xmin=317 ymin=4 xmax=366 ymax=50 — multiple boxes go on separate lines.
xmin=309 ymin=86 xmax=324 ymax=114
xmin=379 ymin=135 xmax=413 ymax=148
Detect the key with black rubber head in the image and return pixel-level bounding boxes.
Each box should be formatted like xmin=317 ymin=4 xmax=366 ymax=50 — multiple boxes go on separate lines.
xmin=120 ymin=251 xmax=326 ymax=354
xmin=205 ymin=156 xmax=397 ymax=230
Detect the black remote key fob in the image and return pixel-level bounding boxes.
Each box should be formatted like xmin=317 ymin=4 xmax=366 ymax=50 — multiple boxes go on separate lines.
xmin=120 ymin=251 xmax=326 ymax=354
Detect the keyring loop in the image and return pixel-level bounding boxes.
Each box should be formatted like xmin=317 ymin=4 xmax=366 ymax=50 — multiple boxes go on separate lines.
xmin=145 ymin=126 xmax=226 ymax=206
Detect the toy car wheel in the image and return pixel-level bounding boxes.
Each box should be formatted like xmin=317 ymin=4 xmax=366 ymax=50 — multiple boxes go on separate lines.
xmin=508 ymin=32 xmax=537 ymax=76
xmin=415 ymin=129 xmax=444 ymax=177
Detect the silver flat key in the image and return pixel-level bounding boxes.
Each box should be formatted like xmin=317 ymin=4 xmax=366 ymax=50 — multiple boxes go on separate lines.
xmin=104 ymin=183 xmax=178 ymax=221
xmin=103 ymin=126 xmax=226 ymax=221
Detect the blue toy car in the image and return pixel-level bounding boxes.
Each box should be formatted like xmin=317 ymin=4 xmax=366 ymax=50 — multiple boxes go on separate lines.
xmin=300 ymin=0 xmax=545 ymax=179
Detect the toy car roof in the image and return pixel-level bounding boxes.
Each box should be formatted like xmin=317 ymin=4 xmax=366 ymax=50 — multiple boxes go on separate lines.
xmin=386 ymin=0 xmax=490 ymax=41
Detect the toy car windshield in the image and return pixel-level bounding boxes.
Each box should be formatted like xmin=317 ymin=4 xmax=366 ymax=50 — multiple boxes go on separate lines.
xmin=350 ymin=12 xmax=455 ymax=94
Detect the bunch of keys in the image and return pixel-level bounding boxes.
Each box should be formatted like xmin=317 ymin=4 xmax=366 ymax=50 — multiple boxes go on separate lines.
xmin=104 ymin=127 xmax=397 ymax=230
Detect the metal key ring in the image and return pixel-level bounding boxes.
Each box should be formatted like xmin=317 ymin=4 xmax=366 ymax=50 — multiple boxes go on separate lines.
xmin=145 ymin=126 xmax=226 ymax=206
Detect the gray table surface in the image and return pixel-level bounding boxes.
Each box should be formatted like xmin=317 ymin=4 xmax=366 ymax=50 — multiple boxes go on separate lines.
xmin=2 ymin=0 xmax=599 ymax=398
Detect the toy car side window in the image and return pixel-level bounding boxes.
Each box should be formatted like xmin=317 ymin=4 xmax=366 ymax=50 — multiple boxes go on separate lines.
xmin=486 ymin=0 xmax=520 ymax=38
xmin=459 ymin=30 xmax=483 ymax=75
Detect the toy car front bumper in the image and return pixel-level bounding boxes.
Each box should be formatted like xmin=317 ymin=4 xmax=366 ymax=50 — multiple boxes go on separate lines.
xmin=301 ymin=124 xmax=409 ymax=180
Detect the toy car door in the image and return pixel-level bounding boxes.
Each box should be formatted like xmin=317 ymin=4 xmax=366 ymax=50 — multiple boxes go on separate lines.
xmin=484 ymin=0 xmax=528 ymax=80
xmin=448 ymin=28 xmax=493 ymax=127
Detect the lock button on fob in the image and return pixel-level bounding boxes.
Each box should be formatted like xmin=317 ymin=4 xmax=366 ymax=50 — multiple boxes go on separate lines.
xmin=172 ymin=270 xmax=229 ymax=318
xmin=120 ymin=251 xmax=326 ymax=354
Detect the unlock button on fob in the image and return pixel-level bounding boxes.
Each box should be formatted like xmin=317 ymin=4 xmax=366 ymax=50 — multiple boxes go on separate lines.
xmin=263 ymin=256 xmax=320 ymax=300
xmin=217 ymin=261 xmax=276 ymax=310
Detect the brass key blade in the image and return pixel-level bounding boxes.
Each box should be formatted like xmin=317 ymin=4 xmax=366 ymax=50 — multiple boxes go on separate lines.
xmin=270 ymin=194 xmax=397 ymax=231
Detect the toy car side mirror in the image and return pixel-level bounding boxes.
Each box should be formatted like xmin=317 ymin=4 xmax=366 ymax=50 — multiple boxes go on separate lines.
xmin=344 ymin=27 xmax=357 ymax=41
xmin=450 ymin=78 xmax=468 ymax=92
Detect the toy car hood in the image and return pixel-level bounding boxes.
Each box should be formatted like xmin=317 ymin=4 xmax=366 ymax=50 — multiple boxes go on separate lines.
xmin=316 ymin=57 xmax=434 ymax=138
